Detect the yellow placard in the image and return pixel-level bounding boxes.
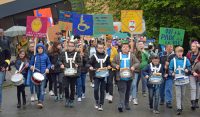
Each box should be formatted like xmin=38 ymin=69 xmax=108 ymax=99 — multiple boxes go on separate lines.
xmin=121 ymin=10 xmax=143 ymax=33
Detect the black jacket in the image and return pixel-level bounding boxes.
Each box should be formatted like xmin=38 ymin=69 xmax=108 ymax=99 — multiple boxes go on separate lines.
xmin=27 ymin=50 xmax=34 ymax=61
xmin=79 ymin=53 xmax=89 ymax=74
xmin=117 ymin=45 xmax=122 ymax=53
xmin=49 ymin=52 xmax=63 ymax=73
xmin=0 ymin=39 xmax=11 ymax=68
xmin=0 ymin=35 xmax=10 ymax=51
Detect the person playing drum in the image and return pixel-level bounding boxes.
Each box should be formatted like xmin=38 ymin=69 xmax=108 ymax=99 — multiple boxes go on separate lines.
xmin=111 ymin=40 xmax=140 ymax=112
xmin=168 ymin=46 xmax=191 ymax=115
xmin=143 ymin=54 xmax=166 ymax=114
xmin=30 ymin=43 xmax=51 ymax=108
xmin=10 ymin=49 xmax=29 ymax=108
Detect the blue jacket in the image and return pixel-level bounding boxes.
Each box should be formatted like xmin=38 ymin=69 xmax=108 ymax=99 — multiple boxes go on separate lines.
xmin=142 ymin=63 xmax=164 ymax=88
xmin=10 ymin=58 xmax=29 ymax=77
xmin=30 ymin=43 xmax=51 ymax=74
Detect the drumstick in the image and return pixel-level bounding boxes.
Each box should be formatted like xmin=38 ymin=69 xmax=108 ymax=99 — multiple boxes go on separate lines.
xmin=42 ymin=73 xmax=46 ymax=76
xmin=192 ymin=53 xmax=200 ymax=68
xmin=34 ymin=68 xmax=41 ymax=72
xmin=6 ymin=70 xmax=12 ymax=77
xmin=72 ymin=59 xmax=78 ymax=70
xmin=19 ymin=63 xmax=29 ymax=73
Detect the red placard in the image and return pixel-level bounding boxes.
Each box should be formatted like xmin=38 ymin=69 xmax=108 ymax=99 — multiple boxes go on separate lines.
xmin=26 ymin=16 xmax=48 ymax=38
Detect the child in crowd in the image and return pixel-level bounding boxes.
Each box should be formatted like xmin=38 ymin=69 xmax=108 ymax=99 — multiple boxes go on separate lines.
xmin=169 ymin=46 xmax=191 ymax=115
xmin=112 ymin=40 xmax=140 ymax=112
xmin=30 ymin=43 xmax=51 ymax=108
xmin=57 ymin=40 xmax=82 ymax=107
xmin=10 ymin=49 xmax=29 ymax=108
xmin=86 ymin=43 xmax=111 ymax=111
xmin=143 ymin=55 xmax=166 ymax=114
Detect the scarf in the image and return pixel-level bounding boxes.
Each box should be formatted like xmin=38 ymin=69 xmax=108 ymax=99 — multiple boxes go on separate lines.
xmin=21 ymin=41 xmax=27 ymax=46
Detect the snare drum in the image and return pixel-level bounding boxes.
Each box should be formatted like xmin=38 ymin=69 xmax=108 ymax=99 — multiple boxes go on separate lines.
xmin=32 ymin=73 xmax=44 ymax=85
xmin=11 ymin=73 xmax=24 ymax=86
xmin=174 ymin=76 xmax=189 ymax=86
xmin=95 ymin=70 xmax=109 ymax=78
xmin=120 ymin=69 xmax=132 ymax=78
xmin=149 ymin=75 xmax=163 ymax=84
xmin=64 ymin=68 xmax=77 ymax=76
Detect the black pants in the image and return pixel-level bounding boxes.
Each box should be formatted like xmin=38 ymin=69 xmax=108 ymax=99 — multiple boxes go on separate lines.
xmin=51 ymin=73 xmax=63 ymax=96
xmin=63 ymin=77 xmax=77 ymax=100
xmin=45 ymin=73 xmax=53 ymax=91
xmin=17 ymin=84 xmax=25 ymax=102
xmin=89 ymin=70 xmax=94 ymax=83
xmin=106 ymin=69 xmax=114 ymax=95
xmin=136 ymin=71 xmax=141 ymax=92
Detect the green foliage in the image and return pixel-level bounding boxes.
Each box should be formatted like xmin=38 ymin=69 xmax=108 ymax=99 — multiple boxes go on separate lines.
xmin=70 ymin=0 xmax=200 ymax=49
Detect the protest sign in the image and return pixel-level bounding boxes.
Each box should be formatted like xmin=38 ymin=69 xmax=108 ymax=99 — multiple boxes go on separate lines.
xmin=26 ymin=16 xmax=47 ymax=38
xmin=59 ymin=10 xmax=73 ymax=23
xmin=34 ymin=8 xmax=54 ymax=27
xmin=113 ymin=22 xmax=121 ymax=32
xmin=93 ymin=15 xmax=114 ymax=35
xmin=72 ymin=14 xmax=93 ymax=35
xmin=114 ymin=26 xmax=118 ymax=33
xmin=47 ymin=25 xmax=61 ymax=41
xmin=58 ymin=21 xmax=72 ymax=31
xmin=115 ymin=33 xmax=127 ymax=38
xmin=159 ymin=27 xmax=185 ymax=46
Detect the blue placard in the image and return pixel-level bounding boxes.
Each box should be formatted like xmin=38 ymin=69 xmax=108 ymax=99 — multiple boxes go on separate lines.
xmin=72 ymin=14 xmax=93 ymax=35
xmin=59 ymin=10 xmax=73 ymax=23
xmin=115 ymin=33 xmax=127 ymax=38
xmin=93 ymin=15 xmax=114 ymax=35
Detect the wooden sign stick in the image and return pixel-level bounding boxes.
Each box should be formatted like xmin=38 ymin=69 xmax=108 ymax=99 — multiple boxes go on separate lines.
xmin=34 ymin=37 xmax=37 ymax=55
xmin=131 ymin=31 xmax=133 ymax=53
xmin=104 ymin=34 xmax=107 ymax=53
xmin=46 ymin=33 xmax=50 ymax=44
xmin=81 ymin=35 xmax=84 ymax=53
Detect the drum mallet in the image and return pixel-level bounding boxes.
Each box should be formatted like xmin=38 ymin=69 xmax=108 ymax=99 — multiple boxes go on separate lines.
xmin=19 ymin=63 xmax=29 ymax=74
xmin=72 ymin=59 xmax=78 ymax=70
xmin=6 ymin=70 xmax=12 ymax=77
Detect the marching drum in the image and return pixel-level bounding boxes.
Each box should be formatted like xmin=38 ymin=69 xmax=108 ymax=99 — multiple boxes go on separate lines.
xmin=11 ymin=73 xmax=24 ymax=86
xmin=149 ymin=73 xmax=163 ymax=84
xmin=95 ymin=67 xmax=109 ymax=78
xmin=174 ymin=76 xmax=189 ymax=86
xmin=32 ymin=72 xmax=44 ymax=85
xmin=120 ymin=68 xmax=132 ymax=78
xmin=64 ymin=68 xmax=77 ymax=76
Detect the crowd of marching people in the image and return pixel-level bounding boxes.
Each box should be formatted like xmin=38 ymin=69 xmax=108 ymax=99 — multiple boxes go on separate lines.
xmin=1 ymin=28 xmax=200 ymax=115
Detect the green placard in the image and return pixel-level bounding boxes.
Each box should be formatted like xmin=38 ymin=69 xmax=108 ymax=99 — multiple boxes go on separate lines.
xmin=159 ymin=27 xmax=185 ymax=46
xmin=115 ymin=33 xmax=127 ymax=38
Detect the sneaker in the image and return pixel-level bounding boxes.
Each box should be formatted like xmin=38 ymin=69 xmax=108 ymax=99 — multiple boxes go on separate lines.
xmin=35 ymin=94 xmax=38 ymax=101
xmin=82 ymin=93 xmax=85 ymax=98
xmin=108 ymin=95 xmax=113 ymax=103
xmin=94 ymin=100 xmax=99 ymax=109
xmin=142 ymin=93 xmax=146 ymax=97
xmin=125 ymin=103 xmax=130 ymax=110
xmin=45 ymin=91 xmax=46 ymax=95
xmin=105 ymin=93 xmax=109 ymax=100
xmin=31 ymin=95 xmax=35 ymax=102
xmin=118 ymin=104 xmax=123 ymax=112
xmin=70 ymin=100 xmax=74 ymax=107
xmin=160 ymin=99 xmax=165 ymax=105
xmin=149 ymin=103 xmax=153 ymax=110
xmin=177 ymin=109 xmax=181 ymax=115
xmin=133 ymin=98 xmax=138 ymax=105
xmin=129 ymin=95 xmax=132 ymax=102
xmin=153 ymin=108 xmax=159 ymax=114
xmin=77 ymin=98 xmax=81 ymax=102
xmin=49 ymin=90 xmax=54 ymax=96
xmin=166 ymin=102 xmax=173 ymax=108
xmin=59 ymin=94 xmax=63 ymax=100
xmin=65 ymin=99 xmax=69 ymax=107
xmin=90 ymin=82 xmax=93 ymax=87
xmin=37 ymin=101 xmax=43 ymax=108
xmin=98 ymin=104 xmax=103 ymax=111
xmin=54 ymin=96 xmax=58 ymax=102
xmin=92 ymin=83 xmax=94 ymax=88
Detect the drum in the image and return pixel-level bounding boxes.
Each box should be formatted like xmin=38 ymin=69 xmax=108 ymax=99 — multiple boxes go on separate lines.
xmin=149 ymin=73 xmax=163 ymax=84
xmin=95 ymin=70 xmax=109 ymax=78
xmin=64 ymin=68 xmax=77 ymax=76
xmin=175 ymin=74 xmax=185 ymax=80
xmin=120 ymin=68 xmax=132 ymax=78
xmin=32 ymin=73 xmax=44 ymax=85
xmin=174 ymin=76 xmax=189 ymax=86
xmin=11 ymin=73 xmax=24 ymax=86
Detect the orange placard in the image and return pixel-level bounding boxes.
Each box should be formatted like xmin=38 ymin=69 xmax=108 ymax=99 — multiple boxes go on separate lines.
xmin=47 ymin=25 xmax=61 ymax=41
xmin=34 ymin=8 xmax=54 ymax=27
xmin=58 ymin=21 xmax=72 ymax=31
xmin=114 ymin=26 xmax=118 ymax=32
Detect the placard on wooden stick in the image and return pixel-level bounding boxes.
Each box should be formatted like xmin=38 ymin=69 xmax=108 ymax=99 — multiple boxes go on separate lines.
xmin=47 ymin=25 xmax=61 ymax=41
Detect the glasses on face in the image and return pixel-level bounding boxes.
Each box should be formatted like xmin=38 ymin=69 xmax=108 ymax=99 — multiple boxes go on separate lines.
xmin=29 ymin=46 xmax=34 ymax=48
xmin=68 ymin=46 xmax=75 ymax=48
xmin=97 ymin=48 xmax=104 ymax=49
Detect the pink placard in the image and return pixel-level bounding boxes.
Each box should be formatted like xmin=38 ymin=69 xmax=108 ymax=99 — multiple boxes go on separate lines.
xmin=26 ymin=16 xmax=48 ymax=38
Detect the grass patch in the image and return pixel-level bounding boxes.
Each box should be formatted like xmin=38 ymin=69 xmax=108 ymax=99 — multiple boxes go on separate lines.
xmin=2 ymin=83 xmax=14 ymax=90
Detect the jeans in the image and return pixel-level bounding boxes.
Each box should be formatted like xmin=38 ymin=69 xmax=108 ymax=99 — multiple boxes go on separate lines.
xmin=63 ymin=77 xmax=77 ymax=100
xmin=30 ymin=86 xmax=36 ymax=95
xmin=106 ymin=69 xmax=114 ymax=95
xmin=159 ymin=78 xmax=173 ymax=103
xmin=148 ymin=87 xmax=160 ymax=109
xmin=137 ymin=70 xmax=147 ymax=93
xmin=0 ymin=71 xmax=5 ymax=106
xmin=94 ymin=78 xmax=106 ymax=105
xmin=118 ymin=80 xmax=132 ymax=105
xmin=77 ymin=74 xmax=86 ymax=98
xmin=130 ymin=73 xmax=138 ymax=99
xmin=52 ymin=73 xmax=63 ymax=96
xmin=35 ymin=78 xmax=46 ymax=101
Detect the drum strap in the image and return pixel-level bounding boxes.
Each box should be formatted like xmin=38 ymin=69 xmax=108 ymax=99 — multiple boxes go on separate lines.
xmin=33 ymin=56 xmax=37 ymax=72
xmin=94 ymin=54 xmax=108 ymax=68
xmin=65 ymin=52 xmax=77 ymax=68
xmin=19 ymin=62 xmax=24 ymax=72
xmin=174 ymin=57 xmax=186 ymax=74
xmin=150 ymin=63 xmax=161 ymax=73
xmin=120 ymin=52 xmax=130 ymax=68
